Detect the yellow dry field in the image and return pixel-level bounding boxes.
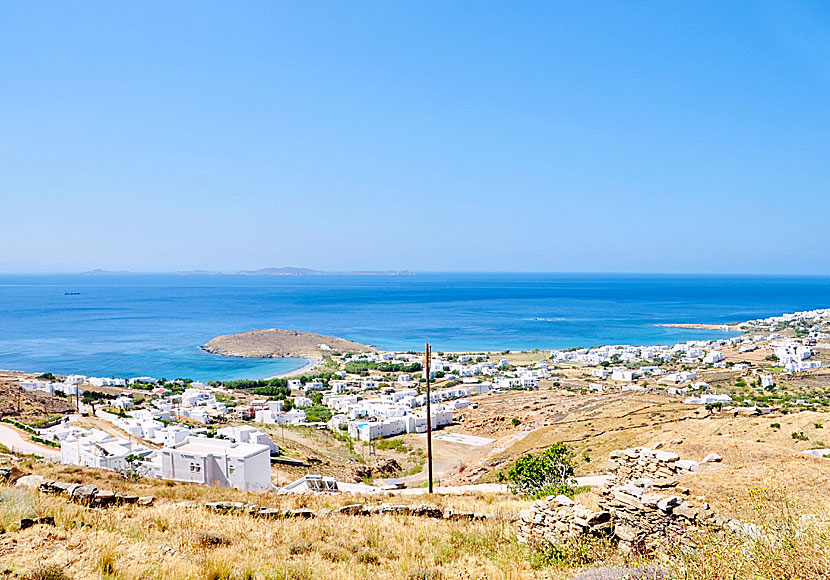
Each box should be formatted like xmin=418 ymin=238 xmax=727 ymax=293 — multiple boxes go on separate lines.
xmin=0 ymin=465 xmax=591 ymax=580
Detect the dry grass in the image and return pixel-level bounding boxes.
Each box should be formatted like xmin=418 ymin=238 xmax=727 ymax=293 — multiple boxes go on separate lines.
xmin=673 ymin=487 xmax=830 ymax=580
xmin=0 ymin=483 xmax=607 ymax=580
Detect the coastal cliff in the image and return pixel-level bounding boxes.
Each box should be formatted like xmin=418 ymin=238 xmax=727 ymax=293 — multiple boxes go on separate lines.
xmin=201 ymin=328 xmax=376 ymax=359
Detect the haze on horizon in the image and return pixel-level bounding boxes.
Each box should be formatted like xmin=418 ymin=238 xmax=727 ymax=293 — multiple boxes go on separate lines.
xmin=2 ymin=2 xmax=830 ymax=275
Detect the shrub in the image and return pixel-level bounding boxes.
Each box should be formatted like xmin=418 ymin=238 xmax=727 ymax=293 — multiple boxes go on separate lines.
xmin=27 ymin=564 xmax=69 ymax=580
xmin=511 ymin=418 xmax=521 ymax=427
xmin=507 ymin=442 xmax=576 ymax=499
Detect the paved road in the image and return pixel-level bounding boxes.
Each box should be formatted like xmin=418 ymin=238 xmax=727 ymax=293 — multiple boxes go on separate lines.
xmin=0 ymin=423 xmax=61 ymax=461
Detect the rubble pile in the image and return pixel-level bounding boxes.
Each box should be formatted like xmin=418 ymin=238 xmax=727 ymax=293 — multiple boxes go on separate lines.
xmin=607 ymin=446 xmax=702 ymax=483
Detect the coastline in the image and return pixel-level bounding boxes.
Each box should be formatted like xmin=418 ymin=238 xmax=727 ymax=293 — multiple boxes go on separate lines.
xmin=267 ymin=356 xmax=322 ymax=379
xmin=655 ymin=323 xmax=740 ymax=331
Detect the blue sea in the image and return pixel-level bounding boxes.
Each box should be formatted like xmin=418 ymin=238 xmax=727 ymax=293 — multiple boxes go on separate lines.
xmin=0 ymin=273 xmax=828 ymax=382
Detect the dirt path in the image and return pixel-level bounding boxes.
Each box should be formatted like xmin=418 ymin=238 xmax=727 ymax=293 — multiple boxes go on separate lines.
xmin=0 ymin=423 xmax=60 ymax=460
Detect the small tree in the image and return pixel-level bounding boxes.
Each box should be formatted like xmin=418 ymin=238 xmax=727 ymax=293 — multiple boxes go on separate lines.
xmin=118 ymin=454 xmax=148 ymax=482
xmin=507 ymin=442 xmax=577 ymax=499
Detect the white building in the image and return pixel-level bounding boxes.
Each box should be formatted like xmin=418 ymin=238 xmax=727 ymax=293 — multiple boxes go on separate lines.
xmin=216 ymin=426 xmax=278 ymax=453
xmin=158 ymin=436 xmax=272 ymax=491
xmin=61 ymin=429 xmax=150 ymax=471
xmin=294 ymin=396 xmax=313 ymax=408
xmin=611 ymin=369 xmax=636 ymax=382
xmin=684 ymin=394 xmax=733 ymax=405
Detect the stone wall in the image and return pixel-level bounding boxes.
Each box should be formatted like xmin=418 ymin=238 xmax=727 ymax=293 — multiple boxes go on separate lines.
xmin=607 ymin=446 xmax=702 ymax=483
xmin=517 ymin=445 xmax=726 ymax=555
xmin=517 ymin=494 xmax=613 ymax=545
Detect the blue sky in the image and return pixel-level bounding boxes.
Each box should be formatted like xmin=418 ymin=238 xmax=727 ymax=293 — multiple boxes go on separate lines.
xmin=2 ymin=1 xmax=829 ymax=274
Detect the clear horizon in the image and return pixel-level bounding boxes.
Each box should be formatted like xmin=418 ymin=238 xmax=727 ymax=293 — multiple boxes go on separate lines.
xmin=3 ymin=2 xmax=830 ymax=274
xmin=4 ymin=268 xmax=830 ymax=278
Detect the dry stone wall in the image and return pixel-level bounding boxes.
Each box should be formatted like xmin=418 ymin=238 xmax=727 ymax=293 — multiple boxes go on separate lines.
xmin=518 ymin=445 xmax=726 ymax=554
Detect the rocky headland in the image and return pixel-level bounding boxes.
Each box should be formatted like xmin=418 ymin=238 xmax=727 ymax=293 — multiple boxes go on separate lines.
xmin=201 ymin=328 xmax=376 ymax=359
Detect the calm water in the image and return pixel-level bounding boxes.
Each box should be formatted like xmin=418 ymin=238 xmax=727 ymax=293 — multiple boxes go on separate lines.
xmin=0 ymin=273 xmax=828 ymax=381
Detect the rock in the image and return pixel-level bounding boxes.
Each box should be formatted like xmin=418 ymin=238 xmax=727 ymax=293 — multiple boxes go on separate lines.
xmin=285 ymin=509 xmax=315 ymax=519
xmin=257 ymin=507 xmax=284 ymax=518
xmin=612 ymin=490 xmax=643 ymax=510
xmin=675 ymin=460 xmax=700 ymax=472
xmin=656 ymin=496 xmax=682 ymax=513
xmin=569 ymin=565 xmax=667 ymax=580
xmin=654 ymin=451 xmax=680 ymax=463
xmin=137 ymin=496 xmax=154 ymax=506
xmin=93 ymin=490 xmax=116 ymax=507
xmin=651 ymin=478 xmax=678 ymax=489
xmin=15 ymin=475 xmax=46 ymax=489
xmin=336 ymin=504 xmax=367 ymax=516
xmin=0 ymin=466 xmax=24 ymax=484
xmin=701 ymin=453 xmax=722 ymax=463
xmin=673 ymin=502 xmax=697 ymax=520
xmin=71 ymin=484 xmax=98 ymax=501
xmin=19 ymin=516 xmax=55 ymax=530
xmin=197 ymin=531 xmax=230 ymax=547
xmin=614 ymin=523 xmax=638 ymax=542
xmin=616 ymin=484 xmax=643 ymax=498
xmin=555 ymin=494 xmax=575 ymax=506
xmin=411 ymin=504 xmax=443 ymax=518
xmin=206 ymin=501 xmax=232 ymax=511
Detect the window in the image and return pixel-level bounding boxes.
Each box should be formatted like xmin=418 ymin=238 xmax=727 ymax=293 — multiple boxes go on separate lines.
xmin=190 ymin=462 xmax=201 ymax=473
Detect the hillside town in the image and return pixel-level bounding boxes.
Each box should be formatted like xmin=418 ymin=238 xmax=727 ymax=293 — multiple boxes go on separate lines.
xmin=3 ymin=308 xmax=830 ymax=493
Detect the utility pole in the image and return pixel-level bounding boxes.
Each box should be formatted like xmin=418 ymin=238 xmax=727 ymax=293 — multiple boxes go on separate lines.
xmin=425 ymin=342 xmax=433 ymax=494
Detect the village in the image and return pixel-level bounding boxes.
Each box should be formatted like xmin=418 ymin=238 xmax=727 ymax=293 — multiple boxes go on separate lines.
xmin=2 ymin=308 xmax=830 ymax=495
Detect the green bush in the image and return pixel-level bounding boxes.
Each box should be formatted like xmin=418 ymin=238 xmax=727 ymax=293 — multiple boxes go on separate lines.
xmin=507 ymin=442 xmax=577 ymax=499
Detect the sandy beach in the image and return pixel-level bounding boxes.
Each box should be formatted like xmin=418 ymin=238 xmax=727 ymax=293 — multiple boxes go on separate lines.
xmin=267 ymin=356 xmax=322 ymax=379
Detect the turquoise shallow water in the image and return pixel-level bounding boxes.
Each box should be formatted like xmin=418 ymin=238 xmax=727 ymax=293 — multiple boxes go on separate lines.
xmin=0 ymin=272 xmax=828 ymax=381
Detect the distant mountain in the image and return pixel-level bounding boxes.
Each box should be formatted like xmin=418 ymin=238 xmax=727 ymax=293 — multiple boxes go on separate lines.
xmin=80 ymin=269 xmax=136 ymax=275
xmin=228 ymin=267 xmax=414 ymax=276
xmin=81 ymin=267 xmax=414 ymax=276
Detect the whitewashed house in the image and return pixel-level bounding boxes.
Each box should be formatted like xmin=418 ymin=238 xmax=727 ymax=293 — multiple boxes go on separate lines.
xmin=158 ymin=436 xmax=272 ymax=491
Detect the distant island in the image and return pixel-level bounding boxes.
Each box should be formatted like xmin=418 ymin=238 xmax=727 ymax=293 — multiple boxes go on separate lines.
xmin=81 ymin=267 xmax=414 ymax=276
xmin=201 ymin=328 xmax=377 ymax=359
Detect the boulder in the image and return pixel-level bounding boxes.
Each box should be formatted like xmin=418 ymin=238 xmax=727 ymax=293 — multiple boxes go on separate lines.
xmin=701 ymin=453 xmax=722 ymax=463
xmin=137 ymin=496 xmax=154 ymax=506
xmin=15 ymin=475 xmax=46 ymax=489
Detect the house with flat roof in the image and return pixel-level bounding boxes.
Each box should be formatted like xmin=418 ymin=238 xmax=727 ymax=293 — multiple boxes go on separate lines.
xmin=158 ymin=436 xmax=272 ymax=491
